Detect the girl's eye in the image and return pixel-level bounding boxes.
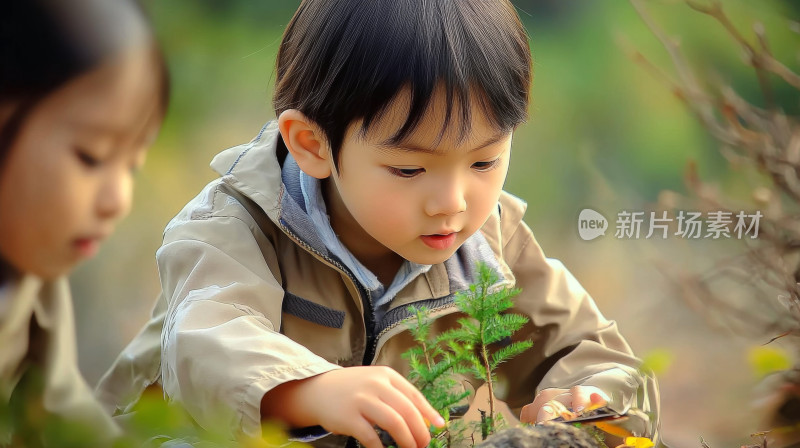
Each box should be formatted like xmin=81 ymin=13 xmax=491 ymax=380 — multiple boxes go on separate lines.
xmin=76 ymin=149 xmax=101 ymax=168
xmin=472 ymin=159 xmax=500 ymax=172
xmin=388 ymin=167 xmax=425 ymax=178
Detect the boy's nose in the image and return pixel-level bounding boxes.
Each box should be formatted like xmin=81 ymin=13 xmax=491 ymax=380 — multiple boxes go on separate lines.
xmin=425 ymin=182 xmax=467 ymax=217
xmin=96 ymin=170 xmax=133 ymax=221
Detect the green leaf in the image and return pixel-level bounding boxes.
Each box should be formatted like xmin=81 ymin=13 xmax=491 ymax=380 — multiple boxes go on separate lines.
xmin=455 ymin=319 xmax=480 ymax=340
xmin=490 ymin=340 xmax=534 ymax=370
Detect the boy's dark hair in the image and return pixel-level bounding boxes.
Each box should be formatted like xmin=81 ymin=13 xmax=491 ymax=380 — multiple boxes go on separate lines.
xmin=0 ymin=0 xmax=170 ymax=170
xmin=273 ymin=0 xmax=532 ymax=167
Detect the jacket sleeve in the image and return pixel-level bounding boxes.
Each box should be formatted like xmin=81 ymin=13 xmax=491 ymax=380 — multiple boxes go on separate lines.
xmin=158 ymin=203 xmax=341 ymax=439
xmin=495 ymin=219 xmax=660 ymax=440
xmin=94 ymin=292 xmax=165 ymax=416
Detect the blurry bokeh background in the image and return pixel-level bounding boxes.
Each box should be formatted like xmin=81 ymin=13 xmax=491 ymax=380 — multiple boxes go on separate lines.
xmin=70 ymin=1 xmax=799 ymax=446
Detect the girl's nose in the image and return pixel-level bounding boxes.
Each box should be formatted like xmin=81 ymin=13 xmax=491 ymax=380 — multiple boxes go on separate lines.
xmin=424 ymin=180 xmax=467 ymax=217
xmin=96 ymin=170 xmax=133 ymax=221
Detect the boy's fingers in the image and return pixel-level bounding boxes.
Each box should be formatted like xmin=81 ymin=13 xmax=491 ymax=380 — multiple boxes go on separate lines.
xmin=546 ymin=399 xmax=572 ymax=419
xmin=363 ymin=402 xmax=417 ymax=448
xmin=550 ymin=392 xmax=574 ymax=408
xmin=390 ymin=375 xmax=445 ymax=427
xmin=378 ymin=389 xmax=432 ymax=448
xmin=349 ymin=419 xmax=383 ymax=448
xmin=595 ymin=388 xmax=611 ymax=402
xmin=570 ymin=386 xmax=591 ymax=412
xmin=520 ymin=388 xmax=568 ymax=423
xmin=524 ymin=387 xmax=612 ymax=423
xmin=519 ymin=402 xmax=536 ymax=423
xmin=536 ymin=398 xmax=570 ymax=422
xmin=536 ymin=404 xmax=557 ymax=422
xmin=590 ymin=392 xmax=608 ymax=406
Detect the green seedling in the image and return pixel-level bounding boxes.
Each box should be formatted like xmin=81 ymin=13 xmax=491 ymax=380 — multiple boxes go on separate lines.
xmin=402 ymin=262 xmax=534 ymax=446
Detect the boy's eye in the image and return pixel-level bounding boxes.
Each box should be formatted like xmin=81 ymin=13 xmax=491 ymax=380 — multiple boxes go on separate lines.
xmin=388 ymin=167 xmax=425 ymax=178
xmin=472 ymin=159 xmax=500 ymax=172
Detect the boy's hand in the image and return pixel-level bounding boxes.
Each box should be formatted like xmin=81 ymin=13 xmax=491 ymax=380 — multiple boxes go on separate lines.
xmin=519 ymin=385 xmax=610 ymax=423
xmin=261 ymin=366 xmax=444 ymax=448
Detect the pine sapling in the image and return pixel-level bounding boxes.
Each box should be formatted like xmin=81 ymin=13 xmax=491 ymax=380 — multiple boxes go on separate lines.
xmin=442 ymin=262 xmax=533 ymax=436
xmin=402 ymin=306 xmax=472 ymax=447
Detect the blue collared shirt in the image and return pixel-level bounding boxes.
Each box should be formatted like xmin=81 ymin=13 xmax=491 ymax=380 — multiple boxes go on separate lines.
xmin=298 ymin=168 xmax=432 ymax=323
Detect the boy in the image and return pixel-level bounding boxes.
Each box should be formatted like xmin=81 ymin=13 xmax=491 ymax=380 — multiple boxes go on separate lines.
xmin=97 ymin=0 xmax=660 ymax=446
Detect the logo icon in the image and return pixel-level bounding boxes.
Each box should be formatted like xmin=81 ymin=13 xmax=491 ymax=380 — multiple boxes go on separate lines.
xmin=578 ymin=208 xmax=608 ymax=241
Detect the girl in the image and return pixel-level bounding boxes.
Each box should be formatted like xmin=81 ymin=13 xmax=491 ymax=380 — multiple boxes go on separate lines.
xmin=0 ymin=0 xmax=168 ymax=444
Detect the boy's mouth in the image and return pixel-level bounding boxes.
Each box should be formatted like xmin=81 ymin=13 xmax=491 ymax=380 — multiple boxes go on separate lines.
xmin=420 ymin=233 xmax=457 ymax=250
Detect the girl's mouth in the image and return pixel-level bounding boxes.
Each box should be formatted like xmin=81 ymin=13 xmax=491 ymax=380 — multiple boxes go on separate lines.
xmin=74 ymin=238 xmax=100 ymax=258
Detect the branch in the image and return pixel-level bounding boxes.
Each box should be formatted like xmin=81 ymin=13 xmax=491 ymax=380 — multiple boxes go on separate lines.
xmin=685 ymin=0 xmax=800 ymax=89
xmin=753 ymin=22 xmax=776 ymax=109
xmin=629 ymin=0 xmax=742 ymax=146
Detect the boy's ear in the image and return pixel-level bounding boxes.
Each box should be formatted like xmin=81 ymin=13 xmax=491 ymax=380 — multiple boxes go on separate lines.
xmin=277 ymin=109 xmax=332 ymax=179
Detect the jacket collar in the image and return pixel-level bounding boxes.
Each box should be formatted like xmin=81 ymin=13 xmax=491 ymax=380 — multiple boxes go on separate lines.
xmin=210 ymin=121 xmax=284 ymax=224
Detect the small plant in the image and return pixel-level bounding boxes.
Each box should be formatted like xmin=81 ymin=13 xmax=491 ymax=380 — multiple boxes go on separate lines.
xmin=444 ymin=263 xmax=534 ymax=435
xmin=403 ymin=306 xmax=473 ymax=420
xmin=402 ymin=262 xmax=534 ymax=446
xmin=402 ymin=305 xmax=473 ymax=448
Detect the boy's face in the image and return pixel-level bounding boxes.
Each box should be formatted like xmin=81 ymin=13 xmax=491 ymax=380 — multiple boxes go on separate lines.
xmin=324 ymin=91 xmax=512 ymax=270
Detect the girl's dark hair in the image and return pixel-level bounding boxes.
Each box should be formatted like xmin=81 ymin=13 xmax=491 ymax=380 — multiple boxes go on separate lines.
xmin=0 ymin=0 xmax=169 ymax=169
xmin=273 ymin=0 xmax=533 ymax=167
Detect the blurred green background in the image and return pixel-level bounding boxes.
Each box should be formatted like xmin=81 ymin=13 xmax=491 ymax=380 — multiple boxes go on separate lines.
xmin=70 ymin=1 xmax=798 ymax=446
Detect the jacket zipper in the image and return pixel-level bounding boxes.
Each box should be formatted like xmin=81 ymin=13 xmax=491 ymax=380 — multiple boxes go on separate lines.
xmin=279 ymin=223 xmax=462 ymax=365
xmin=216 ymin=181 xmax=381 ymax=363
xmin=278 ymin=223 xmax=378 ymax=365
xmin=279 ymin=220 xmax=506 ymax=365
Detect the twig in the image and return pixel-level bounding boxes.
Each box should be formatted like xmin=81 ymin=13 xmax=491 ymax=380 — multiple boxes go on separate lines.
xmin=685 ymin=0 xmax=800 ymax=89
xmin=630 ymin=0 xmax=737 ymax=145
xmin=753 ymin=22 xmax=776 ymax=109
xmin=631 ymin=0 xmax=800 ymax=354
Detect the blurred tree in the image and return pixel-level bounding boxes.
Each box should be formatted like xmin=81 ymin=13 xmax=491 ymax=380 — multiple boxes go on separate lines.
xmin=628 ymin=0 xmax=800 ymax=445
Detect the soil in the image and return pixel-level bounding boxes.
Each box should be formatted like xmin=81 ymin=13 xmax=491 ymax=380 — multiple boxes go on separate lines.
xmin=474 ymin=422 xmax=602 ymax=448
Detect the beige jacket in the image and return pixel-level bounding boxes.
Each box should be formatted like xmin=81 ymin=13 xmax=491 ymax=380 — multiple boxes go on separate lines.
xmin=96 ymin=121 xmax=660 ymax=444
xmin=0 ymin=274 xmax=120 ymax=444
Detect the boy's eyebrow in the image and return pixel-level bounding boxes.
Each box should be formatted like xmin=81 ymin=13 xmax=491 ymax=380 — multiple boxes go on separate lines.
xmin=375 ymin=130 xmax=509 ymax=154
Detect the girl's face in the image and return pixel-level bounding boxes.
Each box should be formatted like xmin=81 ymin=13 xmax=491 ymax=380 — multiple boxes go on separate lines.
xmin=0 ymin=45 xmax=162 ymax=279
